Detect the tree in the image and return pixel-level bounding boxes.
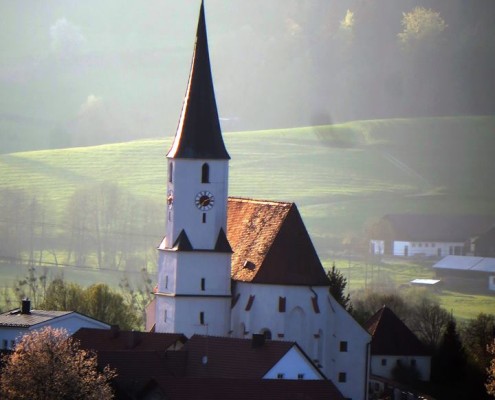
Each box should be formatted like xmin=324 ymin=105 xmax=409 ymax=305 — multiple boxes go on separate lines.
xmin=487 ymin=339 xmax=495 ymax=397
xmin=0 ymin=327 xmax=115 ymax=400
xmin=398 ymin=7 xmax=447 ymax=46
xmin=409 ymin=296 xmax=450 ymax=349
xmin=462 ymin=313 xmax=495 ymax=370
xmin=432 ymin=319 xmax=467 ymax=383
xmin=39 ymin=280 xmax=141 ymax=330
xmin=327 ymin=263 xmax=352 ymax=312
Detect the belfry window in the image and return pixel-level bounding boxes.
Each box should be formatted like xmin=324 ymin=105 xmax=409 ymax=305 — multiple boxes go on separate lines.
xmin=199 ymin=312 xmax=205 ymax=325
xmin=201 ymin=163 xmax=209 ymax=183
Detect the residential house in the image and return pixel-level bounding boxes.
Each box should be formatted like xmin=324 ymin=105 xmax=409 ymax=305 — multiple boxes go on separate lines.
xmin=75 ymin=327 xmax=344 ymax=400
xmin=0 ymin=299 xmax=110 ymax=350
xmin=364 ymin=306 xmax=431 ymax=397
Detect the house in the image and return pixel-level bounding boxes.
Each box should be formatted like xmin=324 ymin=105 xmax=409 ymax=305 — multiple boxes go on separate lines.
xmin=75 ymin=328 xmax=344 ymax=400
xmin=363 ymin=306 xmax=431 ymax=397
xmin=0 ymin=299 xmax=110 ymax=350
xmin=369 ymin=214 xmax=495 ymax=257
xmin=433 ymin=255 xmax=495 ymax=291
xmin=146 ymin=3 xmax=371 ymax=399
xmin=473 ymin=226 xmax=495 ymax=257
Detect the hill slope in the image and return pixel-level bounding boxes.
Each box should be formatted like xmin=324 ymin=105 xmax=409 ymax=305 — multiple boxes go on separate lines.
xmin=1 ymin=116 xmax=495 ymax=256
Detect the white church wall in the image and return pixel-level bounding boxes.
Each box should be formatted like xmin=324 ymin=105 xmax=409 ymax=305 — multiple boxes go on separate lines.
xmin=231 ymin=282 xmax=370 ymax=400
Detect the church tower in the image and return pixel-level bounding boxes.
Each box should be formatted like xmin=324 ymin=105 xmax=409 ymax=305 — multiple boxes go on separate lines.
xmin=154 ymin=2 xmax=232 ymax=337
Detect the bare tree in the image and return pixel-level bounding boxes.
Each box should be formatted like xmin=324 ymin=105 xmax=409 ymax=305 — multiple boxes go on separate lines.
xmin=0 ymin=327 xmax=116 ymax=400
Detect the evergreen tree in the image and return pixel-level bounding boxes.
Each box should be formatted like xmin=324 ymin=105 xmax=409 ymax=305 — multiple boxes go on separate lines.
xmin=327 ymin=263 xmax=352 ymax=312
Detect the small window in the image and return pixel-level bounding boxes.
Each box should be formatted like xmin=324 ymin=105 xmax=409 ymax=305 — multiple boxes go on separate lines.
xmin=432 ymin=243 xmax=436 ymax=247
xmin=168 ymin=162 xmax=173 ymax=183
xmin=338 ymin=372 xmax=347 ymax=382
xmin=202 ymin=213 xmax=206 ymax=223
xmin=201 ymin=278 xmax=205 ymax=291
xmin=261 ymin=329 xmax=272 ymax=340
xmin=165 ymin=275 xmax=169 ymax=289
xmin=381 ymin=358 xmax=387 ymax=366
xmin=201 ymin=163 xmax=210 ymax=183
xmin=277 ymin=373 xmax=284 ymax=379
xmin=297 ymin=373 xmax=304 ymax=380
xmin=418 ymin=243 xmax=423 ymax=247
xmin=425 ymin=243 xmax=429 ymax=247
xmin=340 ymin=341 xmax=348 ymax=352
xmin=164 ymin=309 xmax=167 ymax=322
xmin=411 ymin=359 xmax=416 ymax=367
xmin=199 ymin=312 xmax=205 ymax=325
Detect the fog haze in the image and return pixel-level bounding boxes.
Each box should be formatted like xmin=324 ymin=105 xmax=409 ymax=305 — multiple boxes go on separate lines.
xmin=1 ymin=0 xmax=494 ymax=152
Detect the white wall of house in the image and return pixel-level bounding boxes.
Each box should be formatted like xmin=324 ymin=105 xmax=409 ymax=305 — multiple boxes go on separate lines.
xmin=370 ymin=355 xmax=431 ymax=382
xmin=489 ymin=275 xmax=495 ymax=291
xmin=263 ymin=345 xmax=323 ymax=380
xmin=370 ymin=240 xmax=385 ymax=255
xmin=393 ymin=241 xmax=464 ymax=257
xmin=0 ymin=313 xmax=110 ymax=350
xmin=231 ymin=282 xmax=370 ymax=400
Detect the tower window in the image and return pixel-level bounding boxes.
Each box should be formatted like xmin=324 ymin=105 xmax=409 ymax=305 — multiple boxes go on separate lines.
xmin=338 ymin=372 xmax=347 ymax=382
xmin=340 ymin=341 xmax=348 ymax=352
xmin=169 ymin=162 xmax=173 ymax=183
xmin=164 ymin=309 xmax=167 ymax=322
xmin=199 ymin=312 xmax=205 ymax=325
xmin=201 ymin=278 xmax=205 ymax=291
xmin=202 ymin=213 xmax=206 ymax=223
xmin=201 ymin=163 xmax=210 ymax=183
xmin=165 ymin=275 xmax=169 ymax=289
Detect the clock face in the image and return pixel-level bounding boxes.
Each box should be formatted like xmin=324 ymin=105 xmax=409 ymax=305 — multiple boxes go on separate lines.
xmin=195 ymin=191 xmax=215 ymax=211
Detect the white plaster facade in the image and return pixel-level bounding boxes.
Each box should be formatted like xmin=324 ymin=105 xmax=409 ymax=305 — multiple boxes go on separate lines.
xmin=231 ymin=282 xmax=370 ymax=400
xmin=263 ymin=345 xmax=325 ymax=380
xmin=392 ymin=241 xmax=464 ymax=257
xmin=0 ymin=311 xmax=110 ymax=350
xmin=370 ymin=355 xmax=431 ymax=382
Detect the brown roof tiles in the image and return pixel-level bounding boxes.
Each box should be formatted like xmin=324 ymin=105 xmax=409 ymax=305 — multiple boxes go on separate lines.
xmin=227 ymin=197 xmax=330 ymax=286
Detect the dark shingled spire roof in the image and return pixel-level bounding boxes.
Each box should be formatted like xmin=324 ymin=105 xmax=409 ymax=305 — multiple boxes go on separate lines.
xmin=167 ymin=1 xmax=230 ymax=160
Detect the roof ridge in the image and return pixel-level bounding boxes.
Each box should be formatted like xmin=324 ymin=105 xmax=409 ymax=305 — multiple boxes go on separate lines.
xmin=228 ymin=196 xmax=294 ymax=207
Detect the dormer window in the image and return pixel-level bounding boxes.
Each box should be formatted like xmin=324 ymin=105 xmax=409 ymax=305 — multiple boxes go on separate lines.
xmin=201 ymin=163 xmax=209 ymax=183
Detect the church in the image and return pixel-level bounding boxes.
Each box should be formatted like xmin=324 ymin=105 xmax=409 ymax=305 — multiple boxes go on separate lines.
xmin=146 ymin=3 xmax=370 ymax=399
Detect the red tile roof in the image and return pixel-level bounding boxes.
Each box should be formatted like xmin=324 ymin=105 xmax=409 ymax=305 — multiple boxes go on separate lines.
xmin=183 ymin=334 xmax=296 ymax=379
xmin=148 ymin=377 xmax=345 ymax=400
xmin=227 ymin=197 xmax=330 ymax=286
xmin=73 ymin=327 xmax=186 ymax=352
xmin=364 ymin=306 xmax=430 ymax=356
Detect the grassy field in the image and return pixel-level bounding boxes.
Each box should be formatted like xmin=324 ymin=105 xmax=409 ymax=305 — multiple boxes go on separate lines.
xmin=1 ymin=116 xmax=495 ymax=318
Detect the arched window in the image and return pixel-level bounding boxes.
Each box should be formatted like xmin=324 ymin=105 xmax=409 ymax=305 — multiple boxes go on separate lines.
xmin=201 ymin=163 xmax=209 ymax=183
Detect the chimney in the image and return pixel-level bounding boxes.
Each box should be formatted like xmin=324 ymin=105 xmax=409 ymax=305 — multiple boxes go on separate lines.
xmin=252 ymin=333 xmax=265 ymax=348
xmin=21 ymin=298 xmax=31 ymax=315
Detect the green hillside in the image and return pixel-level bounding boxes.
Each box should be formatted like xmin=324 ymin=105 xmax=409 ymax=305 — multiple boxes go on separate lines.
xmin=1 ymin=115 xmax=495 ymax=257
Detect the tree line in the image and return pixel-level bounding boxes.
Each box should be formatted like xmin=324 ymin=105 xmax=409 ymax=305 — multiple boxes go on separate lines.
xmin=0 ymin=183 xmax=163 ymax=271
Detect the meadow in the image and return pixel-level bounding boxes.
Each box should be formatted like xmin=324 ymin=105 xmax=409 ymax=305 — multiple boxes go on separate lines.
xmin=1 ymin=115 xmax=495 ymax=319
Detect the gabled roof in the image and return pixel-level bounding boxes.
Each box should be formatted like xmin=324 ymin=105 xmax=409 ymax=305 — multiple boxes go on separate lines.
xmin=0 ymin=309 xmax=72 ymax=328
xmin=146 ymin=377 xmax=345 ymax=400
xmin=73 ymin=327 xmax=187 ymax=351
xmin=182 ymin=334 xmax=296 ymax=379
xmin=379 ymin=214 xmax=495 ymax=242
xmin=433 ymin=255 xmax=495 ymax=273
xmin=364 ymin=306 xmax=429 ymax=356
xmin=227 ymin=197 xmax=330 ymax=286
xmin=167 ymin=1 xmax=229 ymax=160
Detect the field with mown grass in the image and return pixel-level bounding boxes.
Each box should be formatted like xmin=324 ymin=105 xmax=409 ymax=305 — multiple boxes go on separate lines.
xmin=1 ymin=116 xmax=495 ymax=318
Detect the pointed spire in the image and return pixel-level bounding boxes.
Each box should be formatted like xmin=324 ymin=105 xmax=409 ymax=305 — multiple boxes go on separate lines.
xmin=167 ymin=1 xmax=230 ymax=160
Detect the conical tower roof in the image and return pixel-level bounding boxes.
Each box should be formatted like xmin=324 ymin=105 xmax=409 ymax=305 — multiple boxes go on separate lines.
xmin=167 ymin=1 xmax=230 ymax=160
